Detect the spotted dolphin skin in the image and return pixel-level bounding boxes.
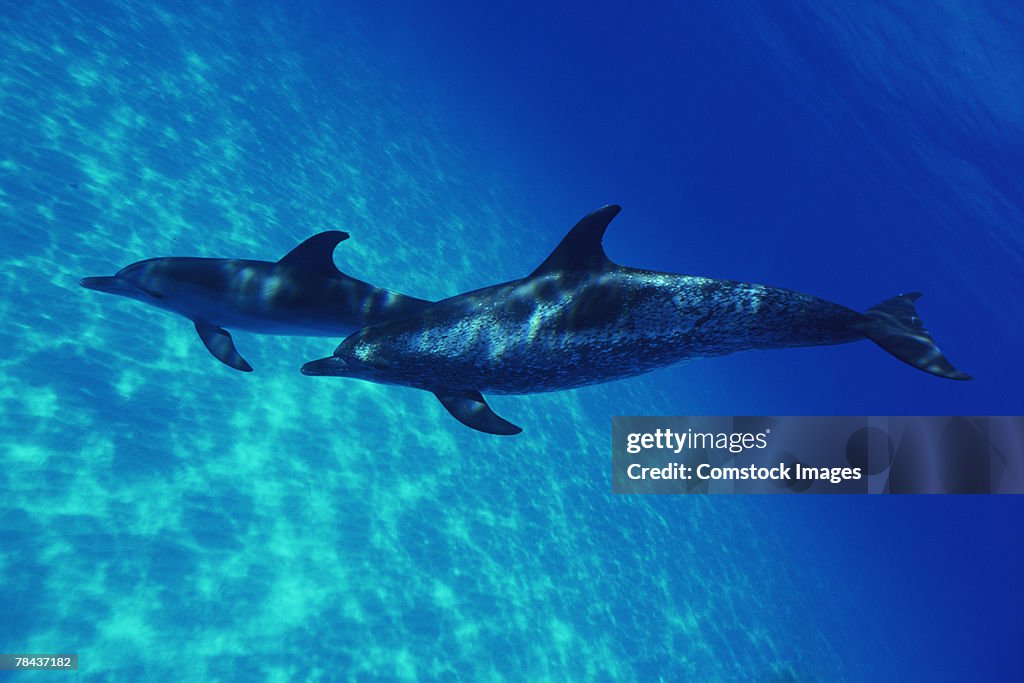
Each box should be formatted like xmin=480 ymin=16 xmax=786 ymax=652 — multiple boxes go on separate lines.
xmin=302 ymin=206 xmax=970 ymax=434
xmin=82 ymin=232 xmax=429 ymax=371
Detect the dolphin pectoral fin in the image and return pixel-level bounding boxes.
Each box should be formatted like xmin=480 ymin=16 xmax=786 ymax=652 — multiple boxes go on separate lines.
xmin=434 ymin=391 xmax=522 ymax=435
xmin=278 ymin=231 xmax=350 ymax=277
xmin=194 ymin=321 xmax=254 ymax=372
xmin=853 ymin=293 xmax=971 ymax=381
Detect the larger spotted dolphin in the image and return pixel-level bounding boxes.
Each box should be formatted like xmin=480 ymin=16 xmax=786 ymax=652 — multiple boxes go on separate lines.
xmin=301 ymin=206 xmax=970 ymax=434
xmin=82 ymin=231 xmax=429 ymax=371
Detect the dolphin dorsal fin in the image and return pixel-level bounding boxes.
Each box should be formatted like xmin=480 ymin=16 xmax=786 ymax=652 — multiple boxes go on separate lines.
xmin=529 ymin=205 xmax=621 ymax=277
xmin=278 ymin=231 xmax=350 ymax=276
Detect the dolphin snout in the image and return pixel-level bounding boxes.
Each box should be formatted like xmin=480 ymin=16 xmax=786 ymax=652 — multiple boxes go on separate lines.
xmin=301 ymin=356 xmax=349 ymax=376
xmin=80 ymin=276 xmax=135 ymax=295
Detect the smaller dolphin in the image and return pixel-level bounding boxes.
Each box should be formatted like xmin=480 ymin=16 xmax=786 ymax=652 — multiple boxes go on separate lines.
xmin=302 ymin=206 xmax=970 ymax=435
xmin=81 ymin=231 xmax=429 ymax=371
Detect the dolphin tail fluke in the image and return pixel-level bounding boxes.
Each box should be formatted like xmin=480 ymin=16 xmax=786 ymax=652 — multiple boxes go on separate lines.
xmin=194 ymin=321 xmax=254 ymax=372
xmin=434 ymin=391 xmax=522 ymax=435
xmin=852 ymin=293 xmax=971 ymax=380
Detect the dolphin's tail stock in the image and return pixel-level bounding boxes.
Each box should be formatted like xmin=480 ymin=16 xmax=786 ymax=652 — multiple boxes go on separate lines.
xmin=852 ymin=293 xmax=971 ymax=380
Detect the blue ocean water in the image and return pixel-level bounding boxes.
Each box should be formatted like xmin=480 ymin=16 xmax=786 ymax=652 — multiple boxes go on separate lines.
xmin=1 ymin=0 xmax=1022 ymax=680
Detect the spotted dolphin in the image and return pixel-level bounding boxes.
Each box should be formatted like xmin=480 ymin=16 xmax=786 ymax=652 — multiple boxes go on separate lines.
xmin=301 ymin=206 xmax=970 ymax=434
xmin=82 ymin=231 xmax=429 ymax=371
